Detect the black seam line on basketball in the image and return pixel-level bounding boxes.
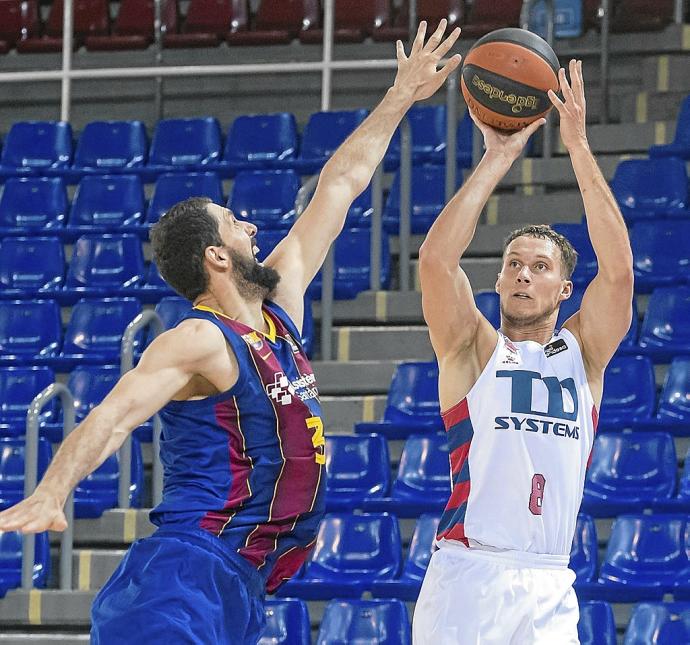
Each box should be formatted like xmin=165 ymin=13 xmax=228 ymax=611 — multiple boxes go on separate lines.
xmin=469 ymin=28 xmax=560 ymax=74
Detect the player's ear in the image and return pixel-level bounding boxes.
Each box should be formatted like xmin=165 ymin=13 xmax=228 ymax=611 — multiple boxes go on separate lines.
xmin=560 ymin=279 xmax=573 ymax=301
xmin=205 ymin=245 xmax=229 ymax=268
xmin=495 ymin=272 xmax=501 ymax=294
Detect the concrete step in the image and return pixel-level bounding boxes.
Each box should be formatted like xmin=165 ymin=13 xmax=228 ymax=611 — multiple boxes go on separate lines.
xmin=313 ymin=290 xmax=423 ymax=324
xmin=71 ymin=549 xmax=126 ymax=592
xmin=622 ymin=90 xmax=690 ymax=124
xmin=551 ymin=120 xmax=673 ymax=155
xmin=482 ymin=191 xmax=584 ymax=226
xmin=0 ymin=590 xmax=95 ymax=628
xmin=330 ymin=325 xmax=432 ymax=362
xmin=51 ymin=509 xmax=156 ymax=547
xmin=312 ymin=360 xmax=398 ymax=395
xmin=641 ymin=53 xmax=690 ymax=93
xmin=0 ymin=634 xmax=89 ymax=644
xmin=321 ymin=394 xmax=387 ymax=434
xmin=410 ymin=257 xmax=502 ymax=292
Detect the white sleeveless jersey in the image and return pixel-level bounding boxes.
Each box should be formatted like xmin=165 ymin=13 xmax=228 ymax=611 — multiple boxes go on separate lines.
xmin=436 ymin=328 xmax=598 ymax=557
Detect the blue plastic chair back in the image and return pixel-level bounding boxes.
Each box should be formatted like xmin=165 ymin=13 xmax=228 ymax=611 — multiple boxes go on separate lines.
xmin=254 ymin=229 xmax=287 ymax=262
xmin=154 ymin=297 xmax=191 ymax=331
xmin=570 ymin=513 xmax=597 ymax=583
xmin=392 ymin=434 xmax=450 ymax=502
xmin=68 ymin=366 xmax=119 ymax=423
xmin=639 ymin=286 xmax=690 ymax=360
xmin=384 ymin=165 xmax=446 ymax=234
xmin=552 ymin=222 xmax=597 ymax=286
xmin=0 ymin=366 xmax=56 ymax=425
xmin=0 ymin=177 xmax=67 ymax=231
xmin=0 ymin=530 xmax=49 ymax=597
xmin=70 ymin=175 xmax=145 ymax=228
xmin=259 ymin=598 xmax=310 ymax=645
xmin=229 ymin=170 xmax=300 ymax=230
xmin=650 ymin=95 xmax=690 ymax=159
xmin=578 ymin=601 xmax=616 ymax=645
xmin=600 ymin=355 xmax=656 ymax=427
xmin=299 ymin=109 xmax=369 ymax=167
xmin=474 ymin=290 xmax=500 ymax=328
xmin=385 ymin=362 xmax=440 ymax=425
xmin=149 ymin=117 xmax=222 ymax=168
xmin=0 ymin=121 xmax=72 ymax=171
xmin=658 ymin=357 xmax=690 ymax=424
xmin=529 ymin=0 xmax=583 ymax=38
xmin=0 ymin=237 xmax=64 ymax=293
xmin=316 ymin=599 xmax=411 ymax=645
xmin=403 ymin=514 xmax=440 ymax=581
xmin=73 ymin=120 xmax=147 ymax=171
xmin=457 ymin=110 xmax=473 ymax=168
xmin=386 ymin=105 xmax=447 ymax=164
xmin=224 ymin=113 xmax=298 ymax=167
xmin=334 ymin=227 xmax=390 ymax=295
xmin=0 ymin=437 xmax=52 ymax=509
xmin=0 ymin=300 xmax=61 ymax=359
xmin=147 ymin=172 xmax=224 ymax=224
xmin=623 ymin=602 xmax=690 ymax=645
xmin=631 ymin=221 xmax=690 ymax=291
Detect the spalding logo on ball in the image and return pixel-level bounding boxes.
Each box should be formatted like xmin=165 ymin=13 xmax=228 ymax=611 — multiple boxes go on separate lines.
xmin=461 ymin=28 xmax=559 ymax=131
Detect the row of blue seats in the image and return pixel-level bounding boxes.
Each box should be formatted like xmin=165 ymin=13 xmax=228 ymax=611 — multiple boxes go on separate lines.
xmin=0 ymin=108 xmax=473 ymax=181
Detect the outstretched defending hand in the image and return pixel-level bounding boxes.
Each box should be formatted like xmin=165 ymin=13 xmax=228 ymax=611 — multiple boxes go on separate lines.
xmin=470 ymin=109 xmax=546 ymax=165
xmin=0 ymin=489 xmax=67 ymax=534
xmin=548 ymin=59 xmax=588 ymax=151
xmin=392 ymin=19 xmax=462 ymax=103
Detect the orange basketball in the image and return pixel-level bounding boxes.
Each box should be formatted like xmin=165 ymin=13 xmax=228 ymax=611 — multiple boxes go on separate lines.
xmin=461 ymin=28 xmax=560 ymax=132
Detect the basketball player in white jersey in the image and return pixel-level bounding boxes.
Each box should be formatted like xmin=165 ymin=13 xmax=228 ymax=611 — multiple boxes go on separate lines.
xmin=412 ymin=60 xmax=633 ymax=643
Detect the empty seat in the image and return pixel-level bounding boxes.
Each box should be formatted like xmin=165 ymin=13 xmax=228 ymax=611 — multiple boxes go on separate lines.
xmin=17 ymin=0 xmax=109 ymax=52
xmin=639 ymin=286 xmax=690 ymax=361
xmin=0 ymin=300 xmax=61 ymax=366
xmin=598 ymin=515 xmax=690 ymax=601
xmin=316 ymin=599 xmax=411 ymax=645
xmin=385 ymin=105 xmax=450 ymax=167
xmin=0 ymin=0 xmax=40 ymax=53
xmin=383 ymin=165 xmax=446 ymax=234
xmin=60 ymin=297 xmax=142 ymax=365
xmin=0 ymin=530 xmax=49 ymax=598
xmin=139 ymin=262 xmax=176 ymax=301
xmin=71 ymin=121 xmax=148 ymax=174
xmin=372 ymin=514 xmax=440 ymax=601
xmin=611 ymin=158 xmax=690 ymax=222
xmin=583 ymin=433 xmax=676 ymax=517
xmin=164 ymin=0 xmax=247 ymax=48
xmin=278 ymin=513 xmax=402 ymax=599
xmin=390 ymin=434 xmax=449 ymax=516
xmin=570 ymin=513 xmax=597 ymax=586
xmin=147 ymin=118 xmax=222 ymax=174
xmin=86 ymin=0 xmax=179 ymax=51
xmin=355 ymin=361 xmax=443 ymax=439
xmin=598 ymin=355 xmax=655 ymax=429
xmin=221 ymin=113 xmax=298 ymax=172
xmin=461 ymin=0 xmax=523 ymax=38
xmin=474 ymin=290 xmax=500 ymax=328
xmin=0 ymin=177 xmax=68 ymax=236
xmin=611 ymin=0 xmax=674 ymax=32
xmin=631 ymin=221 xmax=690 ymax=292
xmin=0 ymin=437 xmax=52 ymax=510
xmin=228 ymin=170 xmax=300 ymax=230
xmin=68 ymin=365 xmax=119 ymax=423
xmin=67 ymin=175 xmax=145 ymax=235
xmin=64 ymin=234 xmax=145 ymax=299
xmin=0 ymin=122 xmax=72 ymax=177
xmin=325 ymin=434 xmax=390 ymax=511
xmin=578 ymin=601 xmax=616 ymax=645
xmin=146 ymin=172 xmax=224 ymax=225
xmin=0 ymin=367 xmax=57 ymax=436
xmin=528 ymin=0 xmax=584 ymax=39
xmin=293 ymin=110 xmax=369 ymax=173
xmin=228 ymin=0 xmax=319 ymax=45
xmin=377 ymin=0 xmax=463 ymax=41
xmin=650 ymin=95 xmax=690 ymax=160
xmin=154 ymin=297 xmax=190 ymax=332
xmin=623 ymin=602 xmax=690 ymax=645
xmin=552 ymin=222 xmax=598 ymax=287
xmin=260 ymin=599 xmax=310 ymax=645
xmin=0 ymin=237 xmax=64 ymax=298
xmin=657 ymin=358 xmax=690 ymax=426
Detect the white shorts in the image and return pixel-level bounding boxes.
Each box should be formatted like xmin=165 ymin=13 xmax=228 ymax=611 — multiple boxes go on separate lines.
xmin=412 ymin=543 xmax=579 ymax=645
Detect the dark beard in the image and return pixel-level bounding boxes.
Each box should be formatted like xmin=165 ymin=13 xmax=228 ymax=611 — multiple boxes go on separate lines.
xmin=228 ymin=248 xmax=281 ymax=302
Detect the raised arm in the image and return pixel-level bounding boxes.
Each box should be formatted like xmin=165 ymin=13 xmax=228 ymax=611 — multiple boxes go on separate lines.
xmin=0 ymin=320 xmax=231 ymax=534
xmin=553 ymin=61 xmax=634 ymax=376
xmin=266 ymin=20 xmax=462 ymax=326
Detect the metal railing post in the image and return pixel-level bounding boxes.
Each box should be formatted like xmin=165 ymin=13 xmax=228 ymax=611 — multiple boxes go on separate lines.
xmin=60 ymin=0 xmax=74 ymax=121
xmin=600 ymin=0 xmax=611 ymax=124
xmin=409 ymin=0 xmax=418 ymax=41
xmin=370 ymin=164 xmax=384 ymax=290
xmin=154 ymin=0 xmax=164 ymax=120
xmin=322 ymin=0 xmax=334 ymax=112
xmin=445 ymin=69 xmax=458 ymax=201
xmin=22 ymin=384 xmax=75 ymax=590
xmin=674 ymin=0 xmax=685 ymax=23
xmin=542 ymin=0 xmax=555 ymax=159
xmin=399 ymin=117 xmax=412 ymax=291
xmin=119 ymin=311 xmax=165 ymax=508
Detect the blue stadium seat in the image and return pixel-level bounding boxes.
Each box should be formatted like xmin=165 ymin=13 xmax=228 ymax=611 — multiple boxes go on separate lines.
xmin=598 ymin=355 xmax=655 ymax=430
xmin=74 ymin=435 xmax=143 ymax=518
xmin=552 ymin=222 xmax=598 ymax=287
xmin=228 ymin=170 xmax=300 ymax=230
xmin=639 ymin=286 xmax=690 ymax=361
xmin=301 ymin=297 xmax=314 ymax=358
xmin=623 ymin=602 xmax=690 ymax=644
xmin=372 ymin=514 xmax=440 ymax=601
xmin=570 ymin=513 xmax=598 ymax=587
xmin=278 ymin=513 xmax=402 ymax=599
xmin=610 ymin=158 xmax=690 ymax=222
xmin=147 ymin=172 xmax=224 ymax=225
xmin=0 ymin=300 xmax=61 ymax=366
xmin=631 ymin=221 xmax=690 ymax=292
xmin=528 ymin=0 xmax=584 ymax=38
xmin=0 ymin=177 xmax=68 ymax=236
xmin=385 ymin=105 xmax=449 ymax=167
xmin=679 ymin=448 xmax=690 ymax=500
xmin=389 ymin=434 xmax=449 ymax=516
xmin=650 ymin=94 xmax=690 ymax=160
xmin=657 ymin=358 xmax=690 ymax=427
xmin=63 ymin=234 xmax=145 ymax=301
xmin=138 ymin=262 xmax=175 ymax=302
xmin=67 ymin=175 xmax=145 ymax=235
xmin=0 ymin=121 xmax=72 ymax=177
xmin=0 ymin=367 xmax=57 ymax=438
xmin=68 ymin=366 xmax=119 ymax=424
xmin=293 ymin=109 xmax=369 ymax=173
xmin=457 ymin=110 xmax=474 ymax=169
xmin=71 ymin=120 xmax=147 ymax=175
xmin=59 ymin=298 xmax=142 ymax=367
xmin=0 ymin=437 xmax=52 ymax=510
xmin=0 ymin=530 xmax=50 ymax=598
xmin=597 ymin=515 xmax=690 ymax=601
xmin=325 ymin=434 xmax=390 ymax=511
xmin=346 ymin=185 xmax=374 ymax=228
xmin=578 ymin=601 xmax=616 ymax=645
xmin=147 ymin=117 xmax=222 ymax=175
xmin=221 ymin=113 xmax=298 ymax=173
xmin=475 ymin=290 xmax=500 ymax=328
xmin=154 ymin=297 xmax=190 ymax=331
xmin=260 ymin=599 xmax=310 ymax=645
xmin=316 ymin=599 xmax=411 ymax=645
xmin=383 ymin=165 xmax=447 ymax=234
xmin=582 ymin=433 xmax=676 ymax=517
xmin=307 ymin=228 xmax=391 ymax=300
xmin=355 ymin=362 xmax=443 ymax=440
xmin=0 ymin=237 xmax=64 ymax=299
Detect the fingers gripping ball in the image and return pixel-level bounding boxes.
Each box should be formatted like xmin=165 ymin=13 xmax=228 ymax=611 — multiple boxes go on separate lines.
xmin=461 ymin=28 xmax=559 ymax=131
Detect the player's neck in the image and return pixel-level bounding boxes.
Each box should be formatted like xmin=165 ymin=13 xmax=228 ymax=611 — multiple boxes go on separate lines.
xmin=194 ymin=288 xmax=267 ymax=335
xmin=500 ymin=320 xmax=557 ymax=346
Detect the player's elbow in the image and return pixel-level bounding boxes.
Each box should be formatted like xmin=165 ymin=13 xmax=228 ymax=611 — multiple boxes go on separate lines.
xmin=418 ymin=242 xmax=456 ymax=276
xmin=598 ymin=263 xmax=634 ymax=292
xmin=320 ymin=160 xmax=366 ymax=199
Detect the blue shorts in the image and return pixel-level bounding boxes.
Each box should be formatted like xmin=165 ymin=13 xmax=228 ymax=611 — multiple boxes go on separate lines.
xmin=91 ymin=527 xmax=266 ymax=644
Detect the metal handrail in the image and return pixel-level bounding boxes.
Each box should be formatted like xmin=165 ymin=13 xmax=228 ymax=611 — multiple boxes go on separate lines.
xmin=22 ymin=384 xmax=75 ymax=590
xmin=118 ymin=310 xmax=165 ymax=508
xmin=445 ymin=69 xmax=459 ymax=201
xmin=399 ymin=117 xmax=412 ymax=291
xmin=600 ymin=0 xmax=611 ymax=124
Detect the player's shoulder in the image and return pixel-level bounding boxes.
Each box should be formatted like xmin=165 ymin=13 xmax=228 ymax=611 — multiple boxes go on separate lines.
xmin=149 ymin=317 xmax=229 ymax=364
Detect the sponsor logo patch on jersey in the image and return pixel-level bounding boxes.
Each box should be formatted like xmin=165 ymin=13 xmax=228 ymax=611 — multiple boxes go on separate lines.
xmin=242 ymin=331 xmax=265 ymax=352
xmin=266 ymin=372 xmax=296 ymax=406
xmin=544 ymin=338 xmax=568 ymax=358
